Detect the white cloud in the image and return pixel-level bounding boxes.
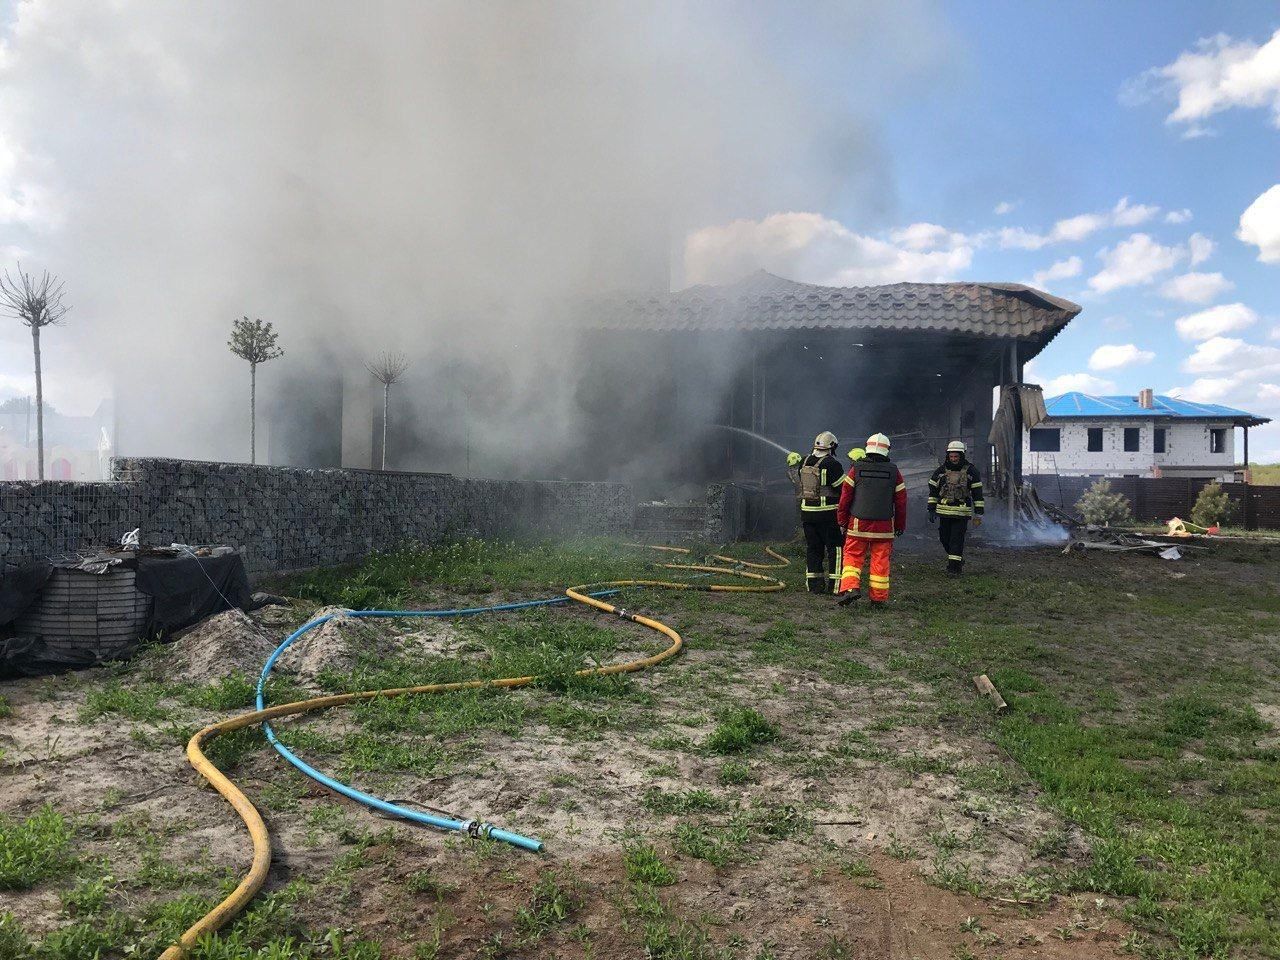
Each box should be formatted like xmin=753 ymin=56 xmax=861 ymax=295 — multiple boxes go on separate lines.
xmin=1165 ymin=208 xmax=1193 ymax=224
xmin=1051 ymin=212 xmax=1109 ymax=243
xmin=1174 ymin=302 xmax=1259 ymax=341
xmin=1040 ymin=372 xmax=1117 ymax=396
xmin=1188 ymin=231 xmax=1214 ymax=266
xmin=1130 ymin=29 xmax=1280 ymax=132
xmin=1031 ymin=255 xmax=1083 ymax=288
xmin=1089 ymin=343 xmax=1155 ymax=371
xmin=993 ymin=200 xmax=1016 ymax=215
xmin=1182 ymin=337 xmax=1280 ymax=375
xmin=996 ymin=197 xmax=1161 ymax=250
xmin=1160 ymin=271 xmax=1233 ymax=304
xmin=684 ymin=212 xmax=974 ymax=287
xmin=996 ymin=226 xmax=1052 ymax=251
xmin=889 ymin=222 xmax=971 ymax=252
xmin=1172 ymin=332 xmax=1280 ymax=460
xmin=1238 ymin=184 xmax=1280 ymax=264
xmin=1089 ymin=233 xmax=1184 ymax=292
xmin=1110 ymin=196 xmax=1161 ymax=228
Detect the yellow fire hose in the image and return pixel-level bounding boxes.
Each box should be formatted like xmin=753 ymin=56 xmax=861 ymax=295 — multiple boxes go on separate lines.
xmin=624 ymin=543 xmax=791 ymax=569
xmin=157 ymin=550 xmax=788 ymax=959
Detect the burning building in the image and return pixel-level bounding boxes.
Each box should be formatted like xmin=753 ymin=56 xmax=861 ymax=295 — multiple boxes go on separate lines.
xmin=576 ymin=269 xmax=1081 ymax=523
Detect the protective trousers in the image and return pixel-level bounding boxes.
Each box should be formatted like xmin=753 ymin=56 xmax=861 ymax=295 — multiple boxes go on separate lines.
xmin=802 ymin=515 xmax=843 ymax=593
xmin=838 ymin=536 xmax=893 ymax=601
xmin=938 ymin=516 xmax=968 ymax=571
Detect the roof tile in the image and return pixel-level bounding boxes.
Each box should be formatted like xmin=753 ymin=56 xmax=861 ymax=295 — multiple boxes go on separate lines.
xmin=590 ymin=270 xmax=1080 ymax=341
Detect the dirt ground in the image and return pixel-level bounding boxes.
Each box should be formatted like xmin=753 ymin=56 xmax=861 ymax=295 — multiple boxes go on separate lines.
xmin=2 ymin=536 xmax=1278 ymax=959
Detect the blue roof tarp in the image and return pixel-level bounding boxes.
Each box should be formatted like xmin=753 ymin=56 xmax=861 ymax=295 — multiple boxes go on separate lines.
xmin=1043 ymin=392 xmax=1269 ymax=426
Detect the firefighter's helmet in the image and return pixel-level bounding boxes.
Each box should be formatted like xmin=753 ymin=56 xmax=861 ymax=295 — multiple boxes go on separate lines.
xmin=813 ymin=431 xmax=838 ymax=453
xmin=865 ymin=432 xmax=891 ymax=455
xmin=947 ymin=440 xmax=967 ymax=454
xmin=848 ymin=447 xmax=866 ymax=462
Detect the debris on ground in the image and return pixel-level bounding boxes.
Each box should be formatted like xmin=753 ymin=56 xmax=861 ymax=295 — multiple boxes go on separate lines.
xmin=1166 ymin=517 xmax=1219 ymax=537
xmin=973 ymin=673 xmax=1009 ymax=713
xmin=1064 ymin=527 xmax=1200 ymax=557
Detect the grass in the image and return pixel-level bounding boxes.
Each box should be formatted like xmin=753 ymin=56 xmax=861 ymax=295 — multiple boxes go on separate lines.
xmin=513 ymin=869 xmax=580 ymax=942
xmin=624 ymin=842 xmax=678 ymax=887
xmin=0 ymin=805 xmax=77 ymax=890
xmin=704 ymin=707 xmax=778 ymax=755
xmin=264 ymin=537 xmax=1274 ymax=957
xmin=9 ymin=536 xmax=1280 ymax=957
xmin=269 ymin=538 xmax=638 ymax=609
xmin=1248 ymin=463 xmax=1280 ymax=485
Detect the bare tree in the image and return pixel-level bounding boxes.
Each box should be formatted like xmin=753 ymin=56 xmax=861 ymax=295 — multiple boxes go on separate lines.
xmin=227 ymin=317 xmax=284 ymax=464
xmin=0 ymin=264 xmax=70 ymax=480
xmin=365 ymin=351 xmax=410 ymax=470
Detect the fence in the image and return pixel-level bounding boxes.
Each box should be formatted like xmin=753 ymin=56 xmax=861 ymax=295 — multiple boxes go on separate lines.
xmin=1027 ymin=475 xmax=1280 ymax=530
xmin=0 ymin=481 xmax=145 ymax=563
xmin=2 ymin=458 xmax=635 ymax=574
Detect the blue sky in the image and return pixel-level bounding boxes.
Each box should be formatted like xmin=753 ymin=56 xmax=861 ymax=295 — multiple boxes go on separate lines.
xmin=683 ymin=2 xmax=1280 ymax=456
xmin=2 ymin=2 xmax=1279 ymax=458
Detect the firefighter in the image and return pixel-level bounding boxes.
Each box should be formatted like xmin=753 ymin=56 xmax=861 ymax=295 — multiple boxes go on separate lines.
xmin=927 ymin=440 xmax=985 ymax=577
xmin=836 ymin=433 xmax=907 ymax=606
xmin=786 ymin=431 xmax=845 ymax=593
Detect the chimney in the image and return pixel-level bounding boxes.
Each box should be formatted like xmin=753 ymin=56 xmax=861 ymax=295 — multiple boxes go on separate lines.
xmin=1138 ymin=388 xmax=1154 ymax=409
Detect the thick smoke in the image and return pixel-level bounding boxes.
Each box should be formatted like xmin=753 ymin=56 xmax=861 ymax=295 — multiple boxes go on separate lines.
xmin=0 ymin=1 xmax=952 ymax=476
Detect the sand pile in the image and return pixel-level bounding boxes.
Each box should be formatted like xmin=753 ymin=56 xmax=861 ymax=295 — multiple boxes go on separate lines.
xmin=163 ymin=609 xmax=280 ymax=683
xmin=274 ymin=606 xmax=392 ymax=680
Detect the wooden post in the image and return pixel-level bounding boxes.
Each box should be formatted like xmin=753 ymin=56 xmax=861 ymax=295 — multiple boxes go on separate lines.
xmin=973 ymin=674 xmax=1009 ymax=714
xmin=1008 ymin=342 xmax=1022 ymax=512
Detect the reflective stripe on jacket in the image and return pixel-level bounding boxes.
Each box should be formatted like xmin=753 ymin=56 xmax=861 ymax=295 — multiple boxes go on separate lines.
xmin=800 ymin=453 xmax=844 ymax=513
xmin=837 ymin=457 xmax=907 ymax=536
xmin=927 ymin=462 xmax=985 ymax=517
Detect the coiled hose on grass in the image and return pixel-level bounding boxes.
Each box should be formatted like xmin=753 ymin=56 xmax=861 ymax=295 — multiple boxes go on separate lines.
xmin=157 ymin=547 xmax=788 ymax=959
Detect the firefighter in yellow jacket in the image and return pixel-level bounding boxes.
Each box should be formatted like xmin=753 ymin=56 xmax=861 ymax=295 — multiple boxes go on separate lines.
xmin=927 ymin=440 xmax=985 ymax=577
xmin=786 ymin=431 xmax=844 ymax=593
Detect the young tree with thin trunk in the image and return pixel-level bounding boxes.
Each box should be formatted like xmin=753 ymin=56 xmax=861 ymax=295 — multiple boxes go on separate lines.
xmin=227 ymin=317 xmax=283 ymax=465
xmin=0 ymin=264 xmax=70 ymax=481
xmin=366 ymin=351 xmax=410 ymax=470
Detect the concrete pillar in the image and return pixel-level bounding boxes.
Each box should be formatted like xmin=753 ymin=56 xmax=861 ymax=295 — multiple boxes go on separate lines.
xmin=341 ymin=367 xmax=374 ymax=469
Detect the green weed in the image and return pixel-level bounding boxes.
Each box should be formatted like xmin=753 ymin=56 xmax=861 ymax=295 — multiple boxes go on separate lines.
xmin=624 ymin=843 xmax=677 ymax=886
xmin=514 ymin=869 xmax=580 ymax=941
xmin=0 ymin=805 xmax=77 ymax=890
xmin=705 ymin=707 xmax=777 ymax=755
xmin=642 ymin=789 xmax=726 ymax=816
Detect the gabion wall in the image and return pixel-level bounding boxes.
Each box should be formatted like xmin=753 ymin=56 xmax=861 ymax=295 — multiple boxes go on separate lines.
xmin=2 ymin=458 xmax=635 ymax=574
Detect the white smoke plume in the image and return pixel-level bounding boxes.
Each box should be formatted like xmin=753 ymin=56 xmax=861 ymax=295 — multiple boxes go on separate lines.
xmin=0 ymin=1 xmax=952 ymax=476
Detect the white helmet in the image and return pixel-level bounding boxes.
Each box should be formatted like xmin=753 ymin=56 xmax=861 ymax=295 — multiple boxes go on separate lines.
xmin=813 ymin=431 xmax=838 ymax=453
xmin=865 ymin=432 xmax=890 ymax=455
xmin=947 ymin=440 xmax=967 ymax=454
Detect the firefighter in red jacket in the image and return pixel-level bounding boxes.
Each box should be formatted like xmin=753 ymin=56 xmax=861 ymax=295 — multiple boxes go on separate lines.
xmin=836 ymin=432 xmax=907 ymax=606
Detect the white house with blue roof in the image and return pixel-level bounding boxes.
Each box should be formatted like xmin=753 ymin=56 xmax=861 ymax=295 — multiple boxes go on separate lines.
xmin=1022 ymin=389 xmax=1271 ymax=482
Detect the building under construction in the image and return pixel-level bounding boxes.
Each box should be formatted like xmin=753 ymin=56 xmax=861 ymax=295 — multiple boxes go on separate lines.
xmin=578 ymin=269 xmax=1081 ymax=516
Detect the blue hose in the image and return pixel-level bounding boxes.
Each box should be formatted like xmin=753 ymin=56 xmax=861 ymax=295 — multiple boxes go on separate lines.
xmin=255 ymin=591 xmax=620 ymax=853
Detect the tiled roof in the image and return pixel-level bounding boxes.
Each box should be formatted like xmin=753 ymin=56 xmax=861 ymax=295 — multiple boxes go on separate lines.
xmin=1044 ymin=392 xmax=1270 ymax=426
xmin=590 ymin=269 xmax=1081 ymax=340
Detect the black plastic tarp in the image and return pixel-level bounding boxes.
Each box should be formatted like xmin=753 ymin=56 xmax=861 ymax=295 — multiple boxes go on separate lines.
xmin=0 ymin=552 xmax=250 ymax=677
xmin=0 ymin=560 xmax=52 ymax=627
xmin=136 ymin=554 xmax=252 ymax=637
